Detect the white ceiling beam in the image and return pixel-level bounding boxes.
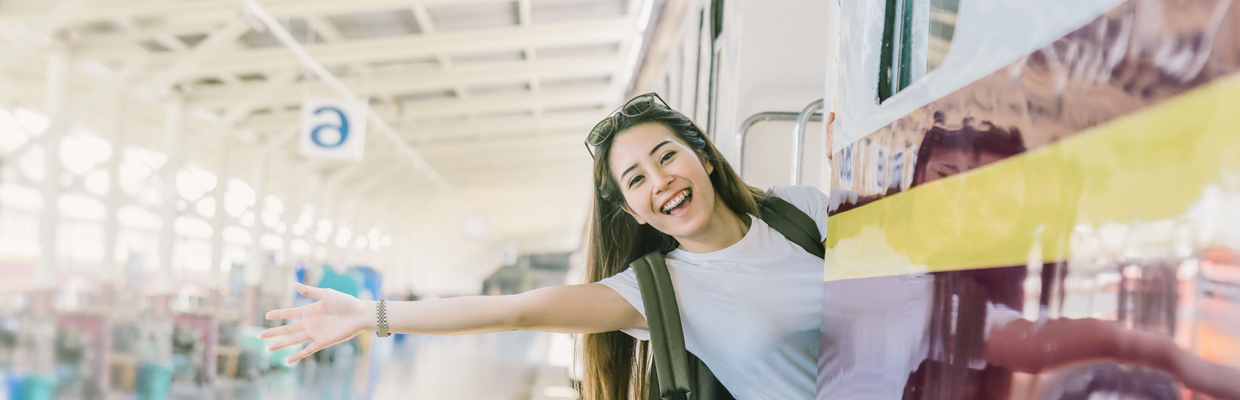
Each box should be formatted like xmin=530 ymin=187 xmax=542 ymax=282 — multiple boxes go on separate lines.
xmin=78 ymin=18 xmax=631 ymax=79
xmin=304 ymin=15 xmax=344 ymax=42
xmin=426 ymin=152 xmax=589 ymax=175
xmin=153 ymin=34 xmax=189 ymax=52
xmin=407 ymin=159 xmax=592 ymax=188
xmin=405 ymin=129 xmax=587 ymax=150
xmin=422 ymin=149 xmax=586 ymax=172
xmin=210 ymin=69 xmax=300 ymax=133
xmin=146 ymin=19 xmax=251 ymax=93
xmin=241 ymin=0 xmax=470 ymax=214
xmin=423 ymin=157 xmax=591 ymax=180
xmin=401 ymin=113 xmax=597 ymax=141
xmin=341 ymin=164 xmax=407 ymax=195
xmin=241 ymin=109 xmax=595 ymax=144
xmin=437 ymin=53 xmax=454 ymax=70
xmin=188 ymin=56 xmax=617 ymax=110
xmin=517 ymin=0 xmax=533 ymax=27
xmin=410 ymin=3 xmax=437 ymax=34
xmin=233 ymin=85 xmax=613 ymax=132
xmin=0 ymin=0 xmax=507 ymax=27
xmin=182 ymin=69 xmax=300 ymax=157
xmin=73 ymin=18 xmax=227 ymax=53
xmin=70 ymin=55 xmax=153 ymax=115
xmin=305 ymin=14 xmax=371 ymax=82
xmin=399 ymin=85 xmax=613 ymax=119
xmin=417 ymin=138 xmax=583 ymax=162
xmin=0 ymin=0 xmax=97 ymax=68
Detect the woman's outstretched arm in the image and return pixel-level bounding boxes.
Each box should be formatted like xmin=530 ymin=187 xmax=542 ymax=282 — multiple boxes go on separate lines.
xmin=984 ymin=317 xmax=1240 ymax=400
xmin=259 ymin=282 xmax=646 ymax=363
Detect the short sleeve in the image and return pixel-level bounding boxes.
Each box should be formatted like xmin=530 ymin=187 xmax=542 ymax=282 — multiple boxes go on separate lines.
xmin=768 ymin=185 xmax=832 ymax=241
xmin=597 ymin=268 xmax=652 ymax=341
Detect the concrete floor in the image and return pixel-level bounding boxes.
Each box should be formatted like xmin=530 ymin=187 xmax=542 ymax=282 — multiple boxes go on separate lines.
xmin=162 ymin=331 xmax=578 ymax=400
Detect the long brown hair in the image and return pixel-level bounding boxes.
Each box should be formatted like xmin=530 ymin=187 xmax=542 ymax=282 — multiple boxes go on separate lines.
xmin=581 ymin=99 xmax=765 ymax=399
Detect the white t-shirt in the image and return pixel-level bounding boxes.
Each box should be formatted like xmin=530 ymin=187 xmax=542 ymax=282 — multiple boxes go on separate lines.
xmin=817 ymin=274 xmax=1025 ymax=399
xmin=599 ymin=185 xmax=829 ymax=400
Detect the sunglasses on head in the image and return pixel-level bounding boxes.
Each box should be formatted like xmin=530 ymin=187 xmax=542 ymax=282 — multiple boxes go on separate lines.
xmin=585 ymin=92 xmax=670 ymax=158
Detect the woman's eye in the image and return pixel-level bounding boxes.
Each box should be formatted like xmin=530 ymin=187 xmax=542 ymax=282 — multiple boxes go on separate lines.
xmin=629 ymin=175 xmax=643 ymax=187
xmin=661 ymin=151 xmax=676 ymax=163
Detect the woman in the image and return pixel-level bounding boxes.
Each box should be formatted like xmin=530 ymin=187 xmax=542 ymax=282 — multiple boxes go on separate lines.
xmin=259 ymin=93 xmax=829 ymax=399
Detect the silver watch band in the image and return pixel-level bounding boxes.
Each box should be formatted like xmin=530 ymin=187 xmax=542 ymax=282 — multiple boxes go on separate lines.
xmin=376 ymin=299 xmax=391 ymax=337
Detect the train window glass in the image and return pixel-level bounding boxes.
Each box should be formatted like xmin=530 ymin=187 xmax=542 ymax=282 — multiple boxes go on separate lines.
xmin=694 ymin=8 xmax=706 ymax=123
xmin=926 ymin=0 xmax=958 ymax=72
xmin=877 ymin=0 xmax=959 ymax=102
xmin=711 ymin=0 xmax=725 ymax=40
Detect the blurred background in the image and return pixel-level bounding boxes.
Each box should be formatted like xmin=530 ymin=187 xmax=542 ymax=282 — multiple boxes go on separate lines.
xmin=12 ymin=0 xmax=1236 ymax=399
xmin=0 ymin=0 xmax=830 ymax=399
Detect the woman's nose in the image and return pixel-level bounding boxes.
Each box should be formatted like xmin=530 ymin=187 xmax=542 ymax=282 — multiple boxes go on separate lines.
xmin=649 ymin=169 xmax=674 ymax=192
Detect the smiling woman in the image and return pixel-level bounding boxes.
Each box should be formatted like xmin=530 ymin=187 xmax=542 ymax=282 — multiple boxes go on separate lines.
xmin=260 ymin=92 xmax=831 ymax=400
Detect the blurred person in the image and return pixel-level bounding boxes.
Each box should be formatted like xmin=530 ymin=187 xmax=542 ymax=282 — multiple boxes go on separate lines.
xmin=259 ymin=93 xmax=828 ymax=399
xmin=910 ymin=115 xmax=1026 ymax=187
xmin=983 ymin=313 xmax=1240 ymax=399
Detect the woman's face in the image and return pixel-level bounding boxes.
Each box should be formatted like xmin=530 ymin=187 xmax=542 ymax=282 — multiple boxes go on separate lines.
xmin=608 ymin=122 xmax=716 ymax=238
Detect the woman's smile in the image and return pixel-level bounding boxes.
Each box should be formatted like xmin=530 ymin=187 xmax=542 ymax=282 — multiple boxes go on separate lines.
xmin=660 ymin=188 xmax=693 ymax=215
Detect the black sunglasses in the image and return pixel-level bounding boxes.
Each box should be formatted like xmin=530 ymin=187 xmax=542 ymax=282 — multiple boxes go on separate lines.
xmin=585 ymin=92 xmax=670 ymax=158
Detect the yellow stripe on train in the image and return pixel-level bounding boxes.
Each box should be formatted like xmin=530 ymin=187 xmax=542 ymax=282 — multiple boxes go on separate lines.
xmin=823 ymin=73 xmax=1240 ymax=282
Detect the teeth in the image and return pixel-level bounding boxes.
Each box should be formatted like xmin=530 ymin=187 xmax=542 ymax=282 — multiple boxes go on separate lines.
xmin=661 ymin=189 xmax=691 ymax=214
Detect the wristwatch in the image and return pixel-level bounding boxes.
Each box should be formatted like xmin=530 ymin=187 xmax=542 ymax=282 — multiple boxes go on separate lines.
xmin=376 ymin=299 xmax=391 ymax=337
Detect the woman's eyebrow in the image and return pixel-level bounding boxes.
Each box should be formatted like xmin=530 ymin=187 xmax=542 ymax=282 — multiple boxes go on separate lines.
xmin=621 ymin=140 xmax=674 ymax=179
xmin=622 ymin=163 xmax=639 ymax=179
xmin=648 ymin=140 xmax=673 ymax=156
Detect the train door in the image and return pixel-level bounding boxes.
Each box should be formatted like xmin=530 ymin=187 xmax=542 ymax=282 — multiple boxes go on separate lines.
xmin=642 ymin=0 xmax=829 ymax=190
xmin=821 ymin=0 xmax=1240 ymax=398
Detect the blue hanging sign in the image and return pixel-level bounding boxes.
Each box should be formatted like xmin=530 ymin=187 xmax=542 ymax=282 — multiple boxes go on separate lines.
xmin=299 ymin=97 xmax=368 ymax=161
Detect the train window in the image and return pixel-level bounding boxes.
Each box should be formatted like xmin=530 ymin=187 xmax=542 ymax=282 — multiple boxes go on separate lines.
xmin=877 ymin=0 xmax=959 ymax=102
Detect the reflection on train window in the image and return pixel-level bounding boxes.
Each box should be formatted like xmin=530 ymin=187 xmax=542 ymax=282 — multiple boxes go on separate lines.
xmin=877 ymin=0 xmax=960 ymax=102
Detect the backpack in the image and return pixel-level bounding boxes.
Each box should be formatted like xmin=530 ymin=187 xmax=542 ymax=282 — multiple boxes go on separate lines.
xmin=630 ymin=195 xmax=826 ymax=400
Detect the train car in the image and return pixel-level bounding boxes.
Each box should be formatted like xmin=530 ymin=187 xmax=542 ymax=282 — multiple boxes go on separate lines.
xmin=817 ymin=0 xmax=1240 ymax=398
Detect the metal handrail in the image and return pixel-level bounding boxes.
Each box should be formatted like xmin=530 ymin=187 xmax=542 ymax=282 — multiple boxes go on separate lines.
xmin=792 ymin=99 xmax=825 ymax=185
xmin=734 ymin=109 xmax=823 ymax=181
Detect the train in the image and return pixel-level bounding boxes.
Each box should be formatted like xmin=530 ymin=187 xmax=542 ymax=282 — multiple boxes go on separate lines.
xmin=636 ymin=0 xmax=1240 ymax=398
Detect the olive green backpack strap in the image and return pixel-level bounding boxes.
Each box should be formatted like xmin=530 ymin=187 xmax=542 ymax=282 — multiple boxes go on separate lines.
xmin=630 ymin=252 xmax=692 ymax=400
xmin=756 ymin=196 xmax=825 ymax=259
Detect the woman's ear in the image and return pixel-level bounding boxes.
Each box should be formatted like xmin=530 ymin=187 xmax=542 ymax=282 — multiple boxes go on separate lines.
xmin=698 ymin=151 xmax=715 ymax=175
xmin=620 ymin=203 xmax=648 ymax=225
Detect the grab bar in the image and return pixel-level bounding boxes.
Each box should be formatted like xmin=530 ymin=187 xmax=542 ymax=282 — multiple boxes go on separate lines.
xmin=792 ymin=99 xmax=825 ymax=185
xmin=734 ymin=108 xmax=823 ymax=182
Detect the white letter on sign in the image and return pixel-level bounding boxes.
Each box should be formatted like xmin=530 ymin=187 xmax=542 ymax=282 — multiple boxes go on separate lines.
xmin=299 ymin=97 xmax=368 ymax=161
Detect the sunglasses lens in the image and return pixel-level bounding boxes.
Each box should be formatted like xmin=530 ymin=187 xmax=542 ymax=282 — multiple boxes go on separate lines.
xmin=588 ymin=118 xmax=613 ymax=146
xmin=622 ymin=95 xmax=655 ymax=116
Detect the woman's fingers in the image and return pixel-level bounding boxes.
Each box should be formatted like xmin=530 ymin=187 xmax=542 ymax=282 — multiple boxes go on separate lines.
xmin=287 ymin=342 xmax=323 ymax=364
xmin=264 ymin=304 xmax=309 ymax=320
xmin=267 ymin=331 xmax=312 ymax=352
xmin=293 ymin=282 xmax=327 ymax=300
xmin=257 ymin=321 xmax=305 ymax=339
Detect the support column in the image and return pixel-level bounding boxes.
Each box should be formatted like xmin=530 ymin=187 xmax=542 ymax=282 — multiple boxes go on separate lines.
xmin=29 ymin=40 xmax=72 ymax=380
xmin=156 ymin=95 xmax=185 ymax=297
xmin=280 ymin=196 xmax=299 ymax=309
xmin=95 ymin=95 xmax=127 ymax=391
xmin=35 ymin=42 xmax=71 ymax=292
xmin=245 ymin=158 xmax=267 ymax=286
xmin=244 ymin=158 xmax=267 ymax=325
xmin=209 ymin=134 xmax=230 ymax=303
xmin=101 ymin=94 xmax=127 ymax=295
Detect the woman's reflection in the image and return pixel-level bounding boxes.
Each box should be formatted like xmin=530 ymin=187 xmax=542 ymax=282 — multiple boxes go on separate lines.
xmin=826 ymin=116 xmax=1240 ymax=399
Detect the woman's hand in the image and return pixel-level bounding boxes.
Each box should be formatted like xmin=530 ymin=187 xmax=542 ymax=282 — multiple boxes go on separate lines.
xmin=983 ymin=318 xmax=1122 ymax=374
xmin=257 ymin=282 xmax=374 ymax=364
